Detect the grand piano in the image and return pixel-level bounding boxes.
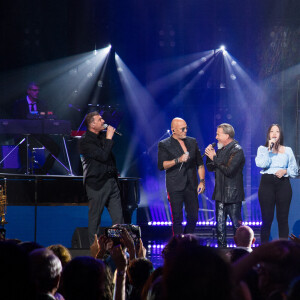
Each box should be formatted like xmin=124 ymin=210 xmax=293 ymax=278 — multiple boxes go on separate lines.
xmin=0 ymin=117 xmax=140 ymax=246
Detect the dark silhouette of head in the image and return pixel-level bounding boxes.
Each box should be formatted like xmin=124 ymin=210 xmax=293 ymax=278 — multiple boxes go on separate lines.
xmin=128 ymin=258 xmax=154 ymax=288
xmin=29 ymin=248 xmax=62 ymax=296
xmin=234 ymin=225 xmax=255 ymax=248
xmin=162 ymin=235 xmax=233 ymax=300
xmin=0 ymin=240 xmax=33 ymax=299
xmin=62 ymin=256 xmax=111 ymax=300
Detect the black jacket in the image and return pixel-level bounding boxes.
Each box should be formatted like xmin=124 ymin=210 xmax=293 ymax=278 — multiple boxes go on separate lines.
xmin=13 ymin=98 xmax=48 ymax=119
xmin=78 ymin=130 xmax=118 ymax=190
xmin=158 ymin=136 xmax=204 ymax=193
xmin=206 ymin=140 xmax=245 ymax=203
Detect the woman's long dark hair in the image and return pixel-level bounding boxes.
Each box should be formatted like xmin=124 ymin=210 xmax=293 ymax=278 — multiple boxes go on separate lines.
xmin=264 ymin=124 xmax=284 ymax=151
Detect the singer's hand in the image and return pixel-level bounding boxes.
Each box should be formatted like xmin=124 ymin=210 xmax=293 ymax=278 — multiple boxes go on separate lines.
xmin=205 ymin=145 xmax=216 ymax=160
xmin=268 ymin=138 xmax=276 ymax=151
xmin=179 ymin=152 xmax=189 ymax=163
xmin=106 ymin=125 xmax=116 ymax=139
xmin=198 ymin=182 xmax=205 ymax=194
xmin=275 ymin=169 xmax=287 ymax=178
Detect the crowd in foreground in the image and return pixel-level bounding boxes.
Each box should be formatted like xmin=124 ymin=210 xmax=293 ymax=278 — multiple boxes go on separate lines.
xmin=1 ymin=225 xmax=300 ymax=300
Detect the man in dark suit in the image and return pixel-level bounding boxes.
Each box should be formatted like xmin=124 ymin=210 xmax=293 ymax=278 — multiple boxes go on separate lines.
xmin=13 ymin=82 xmax=48 ymax=119
xmin=13 ymin=82 xmax=60 ymax=174
xmin=158 ymin=117 xmax=205 ymax=235
xmin=78 ymin=111 xmax=123 ymax=246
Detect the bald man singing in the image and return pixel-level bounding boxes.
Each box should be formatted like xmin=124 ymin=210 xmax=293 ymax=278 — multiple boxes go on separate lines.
xmin=158 ymin=118 xmax=205 ymax=235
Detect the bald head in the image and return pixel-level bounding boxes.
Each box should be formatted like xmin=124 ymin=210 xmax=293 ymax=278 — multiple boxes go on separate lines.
xmin=234 ymin=226 xmax=255 ymax=248
xmin=171 ymin=118 xmax=188 ymax=140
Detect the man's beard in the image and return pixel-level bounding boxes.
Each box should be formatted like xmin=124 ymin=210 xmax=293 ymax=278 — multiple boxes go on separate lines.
xmin=217 ymin=142 xmax=224 ymax=149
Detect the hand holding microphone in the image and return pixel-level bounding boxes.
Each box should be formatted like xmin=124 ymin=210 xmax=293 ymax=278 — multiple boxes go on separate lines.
xmin=204 ymin=142 xmax=216 ymax=160
xmin=179 ymin=151 xmax=189 ymax=172
xmin=103 ymin=124 xmax=122 ymax=139
xmin=269 ymin=138 xmax=276 ymax=151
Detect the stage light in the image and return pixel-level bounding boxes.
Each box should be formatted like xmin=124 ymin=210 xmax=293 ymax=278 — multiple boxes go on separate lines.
xmin=230 ymin=74 xmax=236 ymax=80
xmin=231 ymin=60 xmax=237 ymax=66
xmin=220 ymin=45 xmax=226 ymax=51
xmin=199 ymin=70 xmax=205 ymax=75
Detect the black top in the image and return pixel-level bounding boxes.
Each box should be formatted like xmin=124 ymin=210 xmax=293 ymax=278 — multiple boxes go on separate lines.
xmin=157 ymin=136 xmax=204 ymax=193
xmin=206 ymin=140 xmax=245 ymax=203
xmin=78 ymin=130 xmax=118 ymax=190
xmin=13 ymin=98 xmax=48 ymax=119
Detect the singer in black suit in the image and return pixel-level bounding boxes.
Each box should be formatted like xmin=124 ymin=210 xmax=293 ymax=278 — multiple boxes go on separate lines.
xmin=13 ymin=82 xmax=60 ymax=174
xmin=158 ymin=117 xmax=205 ymax=235
xmin=78 ymin=111 xmax=123 ymax=246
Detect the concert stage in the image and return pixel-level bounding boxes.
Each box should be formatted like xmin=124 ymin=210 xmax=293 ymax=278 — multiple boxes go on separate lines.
xmin=0 ymin=173 xmax=139 ymax=247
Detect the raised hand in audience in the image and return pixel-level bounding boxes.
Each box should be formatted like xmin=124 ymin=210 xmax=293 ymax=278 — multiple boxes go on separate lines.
xmin=136 ymin=238 xmax=147 ymax=258
xmin=111 ymin=244 xmax=127 ymax=300
xmin=120 ymin=228 xmax=136 ymax=260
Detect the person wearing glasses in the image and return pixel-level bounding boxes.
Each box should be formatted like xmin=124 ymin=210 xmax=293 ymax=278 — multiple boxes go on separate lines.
xmin=13 ymin=82 xmax=60 ymax=174
xmin=205 ymin=123 xmax=245 ymax=248
xmin=13 ymin=82 xmax=48 ymax=119
xmin=158 ymin=117 xmax=205 ymax=235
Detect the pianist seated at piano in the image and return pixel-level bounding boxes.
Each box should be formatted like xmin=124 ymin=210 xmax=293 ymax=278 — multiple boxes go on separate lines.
xmin=13 ymin=82 xmax=60 ymax=174
xmin=13 ymin=82 xmax=51 ymax=119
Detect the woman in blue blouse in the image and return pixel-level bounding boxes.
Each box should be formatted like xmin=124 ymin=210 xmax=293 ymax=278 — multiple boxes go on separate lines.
xmin=255 ymin=124 xmax=298 ymax=243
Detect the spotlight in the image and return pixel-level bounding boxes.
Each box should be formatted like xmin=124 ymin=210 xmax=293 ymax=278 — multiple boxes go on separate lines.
xmin=199 ymin=70 xmax=205 ymax=75
xmin=220 ymin=45 xmax=226 ymax=51
xmin=94 ymin=49 xmax=98 ymax=56
xmin=230 ymin=74 xmax=236 ymax=80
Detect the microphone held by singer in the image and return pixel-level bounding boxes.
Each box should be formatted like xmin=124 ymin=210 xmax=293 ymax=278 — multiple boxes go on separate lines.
xmin=103 ymin=124 xmax=122 ymax=136
xmin=203 ymin=142 xmax=216 ymax=158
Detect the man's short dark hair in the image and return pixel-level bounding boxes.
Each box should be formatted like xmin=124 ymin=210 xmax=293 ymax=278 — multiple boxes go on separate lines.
xmin=27 ymin=82 xmax=39 ymax=90
xmin=85 ymin=111 xmax=100 ymax=129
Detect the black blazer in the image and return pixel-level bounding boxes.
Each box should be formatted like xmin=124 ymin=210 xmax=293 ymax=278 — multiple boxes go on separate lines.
xmin=13 ymin=98 xmax=48 ymax=119
xmin=78 ymin=130 xmax=118 ymax=190
xmin=158 ymin=136 xmax=204 ymax=193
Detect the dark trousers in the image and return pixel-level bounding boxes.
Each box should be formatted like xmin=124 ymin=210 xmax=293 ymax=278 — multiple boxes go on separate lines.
xmin=258 ymin=174 xmax=292 ymax=243
xmin=86 ymin=178 xmax=124 ymax=246
xmin=215 ymin=201 xmax=242 ymax=248
xmin=168 ymin=183 xmax=199 ymax=235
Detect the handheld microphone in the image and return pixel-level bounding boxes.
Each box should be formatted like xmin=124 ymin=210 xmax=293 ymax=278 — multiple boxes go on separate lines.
xmin=103 ymin=124 xmax=122 ymax=136
xmin=202 ymin=142 xmax=216 ymax=157
xmin=270 ymin=138 xmax=276 ymax=150
xmin=179 ymin=151 xmax=189 ymax=172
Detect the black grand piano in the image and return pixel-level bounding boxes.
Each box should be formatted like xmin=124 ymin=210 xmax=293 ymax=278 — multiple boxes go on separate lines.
xmin=0 ymin=119 xmax=140 ymax=225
